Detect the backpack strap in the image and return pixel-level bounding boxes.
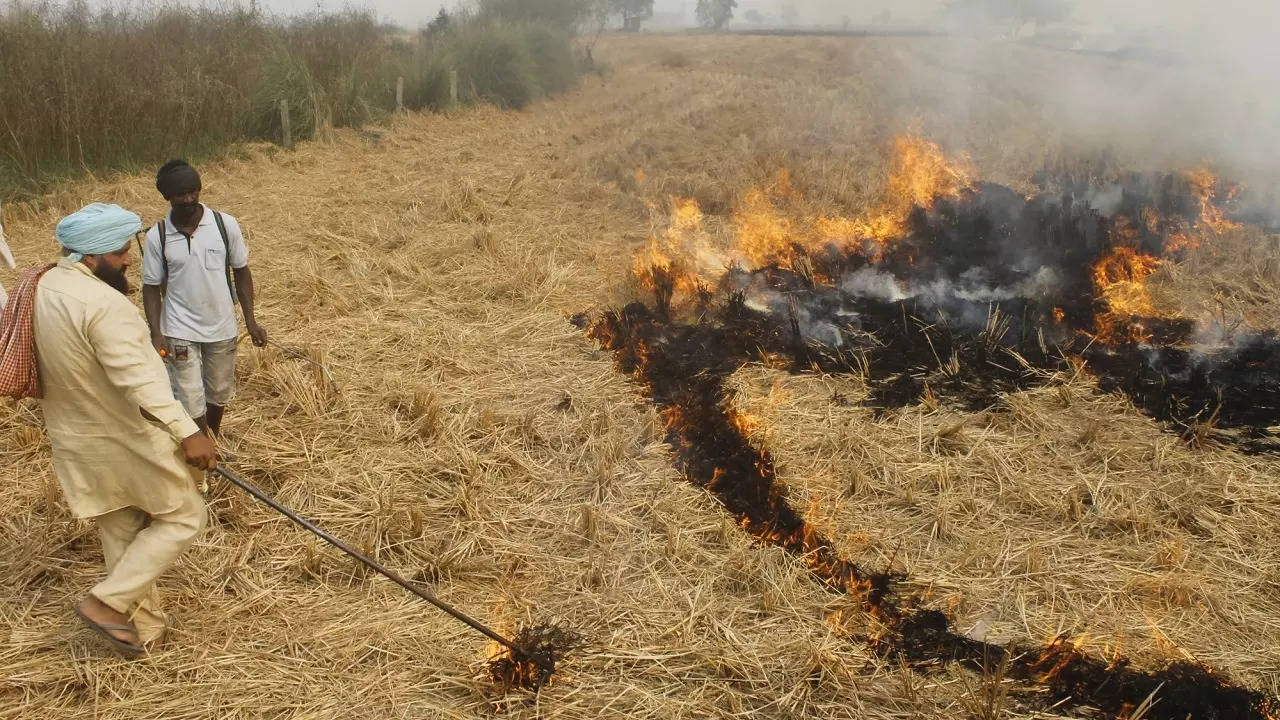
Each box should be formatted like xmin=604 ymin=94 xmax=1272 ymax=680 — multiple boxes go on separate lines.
xmin=155 ymin=220 xmax=168 ymax=292
xmin=212 ymin=210 xmax=238 ymax=305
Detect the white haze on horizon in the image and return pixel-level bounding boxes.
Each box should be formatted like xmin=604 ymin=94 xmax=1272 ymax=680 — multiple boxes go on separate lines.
xmin=60 ymin=0 xmax=1280 ymax=198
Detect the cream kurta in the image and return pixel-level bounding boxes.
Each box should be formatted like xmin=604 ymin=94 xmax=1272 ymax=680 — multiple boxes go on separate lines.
xmin=34 ymin=258 xmax=202 ymax=518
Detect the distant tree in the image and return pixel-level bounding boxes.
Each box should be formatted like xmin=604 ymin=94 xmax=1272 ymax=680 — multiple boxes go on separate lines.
xmin=583 ymin=0 xmax=652 ymax=34
xmin=742 ymin=8 xmax=763 ymax=24
xmin=695 ymin=0 xmax=736 ymax=29
xmin=425 ymin=6 xmax=451 ymax=35
xmin=611 ymin=0 xmax=654 ymax=30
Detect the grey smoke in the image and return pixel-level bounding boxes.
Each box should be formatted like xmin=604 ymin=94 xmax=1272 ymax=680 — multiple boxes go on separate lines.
xmin=840 ymin=267 xmax=909 ymax=302
xmin=840 ymin=264 xmax=1062 ymax=304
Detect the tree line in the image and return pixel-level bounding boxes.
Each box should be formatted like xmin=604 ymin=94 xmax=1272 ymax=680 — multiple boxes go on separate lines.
xmin=471 ymin=0 xmax=741 ymax=32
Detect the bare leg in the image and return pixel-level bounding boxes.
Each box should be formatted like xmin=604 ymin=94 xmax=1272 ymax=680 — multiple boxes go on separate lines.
xmin=205 ymin=404 xmax=225 ymax=437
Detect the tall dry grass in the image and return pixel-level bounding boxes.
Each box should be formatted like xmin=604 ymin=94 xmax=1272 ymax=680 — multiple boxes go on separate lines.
xmin=0 ymin=2 xmax=582 ymax=200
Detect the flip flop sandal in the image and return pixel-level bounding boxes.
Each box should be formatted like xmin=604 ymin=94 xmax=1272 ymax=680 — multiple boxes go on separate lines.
xmin=74 ymin=607 xmax=143 ymax=659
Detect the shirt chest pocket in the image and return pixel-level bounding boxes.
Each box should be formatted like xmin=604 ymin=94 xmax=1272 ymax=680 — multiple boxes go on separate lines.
xmin=204 ymin=244 xmax=225 ymax=271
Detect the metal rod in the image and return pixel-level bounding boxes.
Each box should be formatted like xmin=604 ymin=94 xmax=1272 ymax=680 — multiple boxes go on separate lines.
xmin=213 ymin=465 xmax=530 ymax=657
xmin=263 ymin=338 xmax=336 ymax=385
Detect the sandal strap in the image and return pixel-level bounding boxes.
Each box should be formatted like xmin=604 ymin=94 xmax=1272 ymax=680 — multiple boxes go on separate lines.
xmin=75 ymin=607 xmax=139 ymax=636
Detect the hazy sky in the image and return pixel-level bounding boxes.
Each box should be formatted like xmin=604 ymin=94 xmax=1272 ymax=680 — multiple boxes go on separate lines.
xmin=67 ymin=0 xmax=1274 ymax=42
xmin=236 ymin=0 xmax=1280 ymax=48
xmin=248 ymin=0 xmax=945 ymax=30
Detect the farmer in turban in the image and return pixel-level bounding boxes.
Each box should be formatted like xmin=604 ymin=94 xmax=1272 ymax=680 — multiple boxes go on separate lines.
xmin=142 ymin=159 xmax=266 ymax=437
xmin=34 ymin=202 xmax=217 ymax=657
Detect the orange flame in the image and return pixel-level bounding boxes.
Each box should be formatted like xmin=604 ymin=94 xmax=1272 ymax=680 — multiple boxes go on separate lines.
xmin=1092 ymin=246 xmax=1162 ymax=312
xmin=826 ymin=135 xmax=972 ymax=261
xmin=829 ymin=135 xmax=974 ymax=261
xmin=1090 ymin=246 xmax=1165 ymax=343
xmin=731 ymin=409 xmax=761 ymax=436
xmin=730 ymin=135 xmax=973 ymax=268
xmin=1089 ymin=166 xmax=1244 ymax=343
xmin=734 ymin=185 xmax=801 ymax=268
xmin=1034 ymin=634 xmax=1091 ymax=683
xmin=1161 ymin=167 xmax=1242 ymax=255
xmin=886 ymin=134 xmax=972 ymax=211
xmin=636 ymin=135 xmax=973 ymax=286
xmin=632 ymin=197 xmax=718 ymax=299
xmin=1184 ymin=166 xmax=1241 ymax=235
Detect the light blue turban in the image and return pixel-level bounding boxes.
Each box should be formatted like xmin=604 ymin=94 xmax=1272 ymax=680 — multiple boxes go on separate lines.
xmin=55 ymin=203 xmax=141 ymax=262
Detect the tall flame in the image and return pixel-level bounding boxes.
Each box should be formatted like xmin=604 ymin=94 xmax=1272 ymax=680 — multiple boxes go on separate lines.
xmin=633 ymin=137 xmax=1241 ymax=352
xmin=632 ymin=135 xmax=974 ymax=293
xmin=1185 ymin=166 xmax=1241 ymax=235
xmin=632 ymin=197 xmax=719 ymax=303
xmin=729 ymin=135 xmax=973 ymax=268
xmin=1091 ymin=246 xmax=1164 ymax=343
xmin=1093 ymin=246 xmax=1162 ymax=315
xmin=885 ymin=134 xmax=972 ymax=211
xmin=734 ymin=184 xmax=801 ymax=268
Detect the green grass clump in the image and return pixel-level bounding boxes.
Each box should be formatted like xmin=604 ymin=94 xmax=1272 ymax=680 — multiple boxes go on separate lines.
xmin=0 ymin=2 xmax=581 ymax=200
xmin=398 ymin=45 xmax=452 ymax=111
xmin=247 ymin=44 xmax=318 ymax=141
xmin=448 ymin=21 xmax=539 ymax=109
xmin=521 ymin=24 xmax=580 ymax=95
xmin=444 ymin=21 xmax=580 ymax=110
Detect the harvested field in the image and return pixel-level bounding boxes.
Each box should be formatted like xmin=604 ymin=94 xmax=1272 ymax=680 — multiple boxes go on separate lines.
xmin=2 ymin=33 xmax=1279 ymax=719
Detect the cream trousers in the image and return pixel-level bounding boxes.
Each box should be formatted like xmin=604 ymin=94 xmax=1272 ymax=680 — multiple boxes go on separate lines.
xmin=89 ymin=490 xmax=207 ymax=643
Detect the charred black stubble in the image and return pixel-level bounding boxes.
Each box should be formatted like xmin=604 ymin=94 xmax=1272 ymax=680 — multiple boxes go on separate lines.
xmin=584 ymin=299 xmax=1276 ymax=719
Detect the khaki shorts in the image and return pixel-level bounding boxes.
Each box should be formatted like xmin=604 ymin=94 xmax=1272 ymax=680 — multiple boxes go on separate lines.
xmin=165 ymin=336 xmax=237 ymax=419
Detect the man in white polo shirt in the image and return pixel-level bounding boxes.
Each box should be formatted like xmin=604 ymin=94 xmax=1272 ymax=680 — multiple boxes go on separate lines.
xmin=142 ymin=159 xmax=267 ymax=437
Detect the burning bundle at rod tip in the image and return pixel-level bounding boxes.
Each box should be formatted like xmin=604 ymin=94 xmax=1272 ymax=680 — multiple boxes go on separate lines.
xmin=486 ymin=622 xmax=585 ymax=693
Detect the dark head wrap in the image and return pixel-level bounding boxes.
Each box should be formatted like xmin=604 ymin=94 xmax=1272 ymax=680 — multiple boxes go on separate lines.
xmin=155 ymin=159 xmax=201 ymax=198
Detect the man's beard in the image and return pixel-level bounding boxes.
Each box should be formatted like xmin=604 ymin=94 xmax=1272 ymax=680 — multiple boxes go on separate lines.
xmin=93 ymin=264 xmax=131 ymax=295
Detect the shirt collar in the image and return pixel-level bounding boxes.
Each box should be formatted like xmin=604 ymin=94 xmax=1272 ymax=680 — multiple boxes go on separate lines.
xmin=60 ymin=256 xmax=104 ymax=285
xmin=164 ymin=203 xmax=211 ymax=232
xmin=59 ymin=256 xmax=90 ymax=274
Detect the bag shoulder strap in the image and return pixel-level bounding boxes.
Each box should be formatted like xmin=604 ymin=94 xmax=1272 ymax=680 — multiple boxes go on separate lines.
xmin=211 ymin=211 xmax=238 ymax=305
xmin=155 ymin=220 xmax=168 ymax=290
xmin=212 ymin=210 xmax=229 ymax=250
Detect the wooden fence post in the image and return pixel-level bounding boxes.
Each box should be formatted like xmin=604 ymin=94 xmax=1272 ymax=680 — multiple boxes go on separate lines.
xmin=396 ymin=76 xmax=404 ymax=112
xmin=449 ymin=70 xmax=458 ymax=106
xmin=279 ymin=99 xmax=292 ymax=149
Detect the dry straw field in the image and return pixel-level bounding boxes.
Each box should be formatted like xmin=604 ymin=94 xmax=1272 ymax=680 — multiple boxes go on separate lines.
xmin=2 ymin=33 xmax=1279 ymax=719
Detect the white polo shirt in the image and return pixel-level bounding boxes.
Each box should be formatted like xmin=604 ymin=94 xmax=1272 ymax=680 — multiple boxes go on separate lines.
xmin=141 ymin=205 xmax=248 ymax=343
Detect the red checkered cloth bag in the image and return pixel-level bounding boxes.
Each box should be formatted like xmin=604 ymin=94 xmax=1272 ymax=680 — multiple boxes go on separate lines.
xmin=0 ymin=264 xmax=55 ymax=399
